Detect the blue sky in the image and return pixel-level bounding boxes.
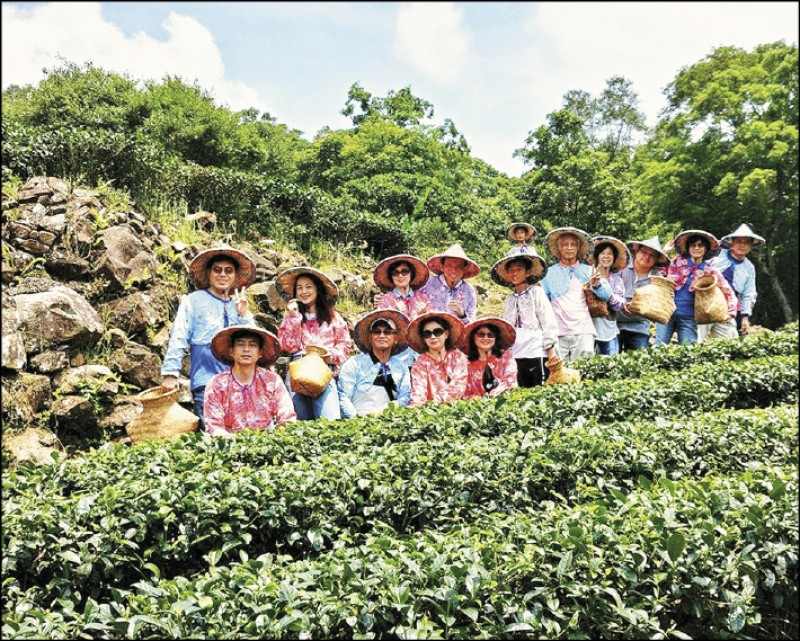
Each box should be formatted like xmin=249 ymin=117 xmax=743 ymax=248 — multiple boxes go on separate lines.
xmin=3 ymin=2 xmax=798 ymax=176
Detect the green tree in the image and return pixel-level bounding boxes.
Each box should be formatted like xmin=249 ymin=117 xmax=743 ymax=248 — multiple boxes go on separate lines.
xmin=637 ymin=41 xmax=798 ymax=327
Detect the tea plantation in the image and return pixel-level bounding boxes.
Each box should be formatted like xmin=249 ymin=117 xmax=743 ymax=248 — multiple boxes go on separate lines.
xmin=3 ymin=325 xmax=798 ymax=639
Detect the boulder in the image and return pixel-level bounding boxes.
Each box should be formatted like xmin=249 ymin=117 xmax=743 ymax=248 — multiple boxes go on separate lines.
xmin=93 ymin=225 xmax=157 ymax=290
xmin=100 ymin=291 xmax=162 ymax=335
xmin=108 ymin=342 xmax=163 ymax=391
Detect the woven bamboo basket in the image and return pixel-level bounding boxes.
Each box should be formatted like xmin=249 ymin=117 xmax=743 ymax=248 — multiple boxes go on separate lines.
xmin=583 ymin=283 xmax=609 ymax=318
xmin=288 ymin=346 xmax=333 ymax=398
xmin=125 ymin=386 xmax=199 ymax=443
xmin=545 ymin=356 xmax=582 ymax=385
xmin=693 ymin=275 xmax=729 ymax=324
xmin=629 ymin=276 xmax=676 ymax=324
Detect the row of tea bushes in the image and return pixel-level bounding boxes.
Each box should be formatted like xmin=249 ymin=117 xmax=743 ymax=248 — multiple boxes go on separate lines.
xmin=4 ymin=465 xmax=796 ymax=639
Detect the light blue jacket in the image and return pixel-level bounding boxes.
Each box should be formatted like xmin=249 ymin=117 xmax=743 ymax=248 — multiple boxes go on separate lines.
xmin=161 ymin=289 xmax=253 ymax=391
xmin=337 ymin=351 xmax=411 ymax=419
xmin=541 ymin=262 xmax=611 ymax=302
xmin=709 ymin=249 xmax=757 ymax=316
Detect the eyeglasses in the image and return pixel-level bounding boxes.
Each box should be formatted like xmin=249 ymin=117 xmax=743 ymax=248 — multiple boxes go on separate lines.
xmin=391 ymin=268 xmax=411 ymax=276
xmin=211 ymin=266 xmax=236 ymax=275
xmin=370 ymin=328 xmax=397 ymax=335
xmin=475 ymin=331 xmax=496 ymax=339
xmin=421 ymin=327 xmax=446 ymax=339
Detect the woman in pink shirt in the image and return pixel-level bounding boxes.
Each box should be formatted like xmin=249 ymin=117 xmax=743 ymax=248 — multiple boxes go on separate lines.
xmin=407 ymin=312 xmax=468 ymax=406
xmin=459 ymin=317 xmax=518 ymax=399
xmin=276 ymin=267 xmax=351 ymax=420
xmin=203 ymin=325 xmax=297 ymax=436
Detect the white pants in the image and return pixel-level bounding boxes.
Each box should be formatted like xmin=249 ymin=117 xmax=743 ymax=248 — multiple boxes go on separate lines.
xmin=697 ymin=317 xmax=738 ymax=342
xmin=558 ymin=333 xmax=595 ymax=363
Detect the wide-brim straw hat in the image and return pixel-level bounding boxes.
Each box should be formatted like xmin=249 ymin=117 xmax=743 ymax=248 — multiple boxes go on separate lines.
xmin=546 ymin=227 xmax=591 ymax=262
xmin=210 ymin=324 xmax=280 ymax=367
xmin=491 ymin=252 xmax=548 ymax=287
xmin=459 ymin=317 xmax=517 ymax=354
xmin=188 ymin=245 xmax=256 ymax=290
xmin=507 ymin=222 xmax=536 ymax=242
xmin=720 ymin=223 xmax=765 ymax=249
xmin=353 ymin=309 xmax=410 ymax=354
xmin=373 ymin=254 xmax=429 ymax=292
xmin=626 ymin=236 xmax=670 ymax=267
xmin=589 ymin=236 xmax=630 ymax=273
xmin=674 ymin=229 xmax=721 ymax=261
xmin=427 ymin=244 xmax=480 ymax=279
xmin=406 ymin=312 xmax=465 ymax=354
xmin=275 ymin=266 xmax=339 ymax=302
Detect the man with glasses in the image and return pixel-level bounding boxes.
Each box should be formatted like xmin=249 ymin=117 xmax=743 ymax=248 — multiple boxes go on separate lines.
xmin=161 ymin=245 xmax=256 ymax=427
xmin=337 ymin=310 xmax=412 ymax=418
xmin=616 ymin=237 xmax=671 ymax=351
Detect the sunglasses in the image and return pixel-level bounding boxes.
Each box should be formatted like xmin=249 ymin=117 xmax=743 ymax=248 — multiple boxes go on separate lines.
xmin=391 ymin=268 xmax=411 ymax=276
xmin=211 ymin=266 xmax=236 ymax=275
xmin=370 ymin=328 xmax=396 ymax=335
xmin=475 ymin=331 xmax=496 ymax=339
xmin=421 ymin=327 xmax=446 ymax=339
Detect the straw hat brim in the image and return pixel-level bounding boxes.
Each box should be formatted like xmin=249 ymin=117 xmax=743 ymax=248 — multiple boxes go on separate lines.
xmin=507 ymin=223 xmax=536 ymax=242
xmin=210 ymin=325 xmax=280 ymax=367
xmin=490 ymin=254 xmax=547 ymax=287
xmin=721 ymin=225 xmax=765 ymax=248
xmin=406 ymin=312 xmax=465 ymax=354
xmin=459 ymin=317 xmax=517 ymax=354
xmin=427 ymin=246 xmax=480 ymax=279
xmin=275 ymin=267 xmax=339 ymax=302
xmin=353 ymin=309 xmax=410 ymax=354
xmin=674 ymin=230 xmax=721 ymax=260
xmin=546 ymin=227 xmax=591 ymax=262
xmin=589 ymin=236 xmax=630 ymax=272
xmin=189 ymin=246 xmax=256 ymax=290
xmin=373 ymin=255 xmax=429 ymax=292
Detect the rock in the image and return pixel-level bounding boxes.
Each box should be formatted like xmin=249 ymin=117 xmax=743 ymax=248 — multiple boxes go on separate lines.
xmin=4 ymin=428 xmax=63 ymax=466
xmin=93 ymin=225 xmax=158 ymax=290
xmin=29 ymin=350 xmax=69 ymax=374
xmin=51 ymin=395 xmax=96 ymax=431
xmin=1 ymin=295 xmax=26 ymax=370
xmin=98 ymin=397 xmax=144 ymax=431
xmin=108 ymin=342 xmax=163 ymax=391
xmin=54 ymin=365 xmax=118 ymax=396
xmin=100 ymin=291 xmax=161 ymax=335
xmin=1 ymin=372 xmax=52 ymax=427
xmin=187 ymin=210 xmax=217 ymax=231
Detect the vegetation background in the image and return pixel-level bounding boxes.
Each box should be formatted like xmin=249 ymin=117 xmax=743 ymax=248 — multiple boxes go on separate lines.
xmin=2 ymin=40 xmax=797 ymax=329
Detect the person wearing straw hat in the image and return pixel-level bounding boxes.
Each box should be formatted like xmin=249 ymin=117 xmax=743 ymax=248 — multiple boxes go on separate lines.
xmin=421 ymin=243 xmax=480 ymax=323
xmin=459 ymin=317 xmax=518 ymax=399
xmin=507 ymin=223 xmax=536 ymax=256
xmin=373 ymin=254 xmax=432 ymax=368
xmin=203 ymin=325 xmax=296 ymax=437
xmin=276 ymin=266 xmax=351 ymax=420
xmin=655 ymin=230 xmax=737 ymax=346
xmin=588 ymin=236 xmax=631 ymax=356
xmin=493 ymin=253 xmax=559 ymax=387
xmin=540 ymin=227 xmax=611 ymax=363
xmin=615 ymin=236 xmax=670 ymax=351
xmin=698 ymin=223 xmax=765 ymax=340
xmin=337 ymin=309 xmax=412 ymax=418
xmin=407 ymin=312 xmax=468 ymax=406
xmin=161 ymin=245 xmax=256 ymax=428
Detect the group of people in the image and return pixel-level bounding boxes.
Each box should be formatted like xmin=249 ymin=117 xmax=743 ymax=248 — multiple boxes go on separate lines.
xmin=160 ymin=221 xmax=764 ymax=437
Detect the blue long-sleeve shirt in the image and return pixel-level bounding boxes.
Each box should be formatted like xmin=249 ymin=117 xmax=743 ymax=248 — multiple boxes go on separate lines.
xmin=337 ymin=351 xmax=411 ymax=418
xmin=422 ymin=274 xmax=477 ymax=323
xmin=708 ymin=249 xmax=758 ymax=316
xmin=161 ymin=289 xmax=253 ymax=391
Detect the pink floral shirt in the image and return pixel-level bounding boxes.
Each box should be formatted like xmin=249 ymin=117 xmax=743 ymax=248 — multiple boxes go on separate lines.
xmin=409 ymin=350 xmax=469 ymax=406
xmin=662 ymin=256 xmax=738 ymax=316
xmin=278 ymin=310 xmax=352 ymax=370
xmin=464 ymin=352 xmax=518 ymax=399
xmin=204 ymin=367 xmax=297 ymax=437
xmin=377 ymin=289 xmax=431 ymax=320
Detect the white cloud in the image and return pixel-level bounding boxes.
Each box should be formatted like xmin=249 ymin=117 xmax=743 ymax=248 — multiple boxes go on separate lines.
xmin=1 ymin=1 xmax=267 ymax=112
xmin=394 ymin=2 xmax=471 ymax=86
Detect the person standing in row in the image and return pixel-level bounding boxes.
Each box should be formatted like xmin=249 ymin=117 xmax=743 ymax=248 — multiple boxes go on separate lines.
xmin=615 ymin=236 xmax=670 ymax=351
xmin=656 ymin=230 xmax=737 ymax=346
xmin=203 ymin=325 xmax=296 ymax=437
xmin=276 ymin=266 xmax=351 ymax=420
xmin=407 ymin=312 xmax=468 ymax=406
xmin=161 ymin=245 xmax=256 ymax=428
xmin=337 ymin=309 xmax=412 ymax=417
xmin=492 ymin=253 xmax=559 ymax=387
xmin=372 ymin=254 xmax=431 ymax=368
xmin=422 ymin=243 xmax=479 ymax=323
xmin=459 ymin=317 xmax=518 ymax=399
xmin=506 ymin=222 xmax=536 ymax=256
xmin=588 ymin=236 xmax=630 ymax=356
xmin=698 ymin=223 xmax=765 ymax=340
xmin=540 ymin=227 xmax=611 ymax=363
